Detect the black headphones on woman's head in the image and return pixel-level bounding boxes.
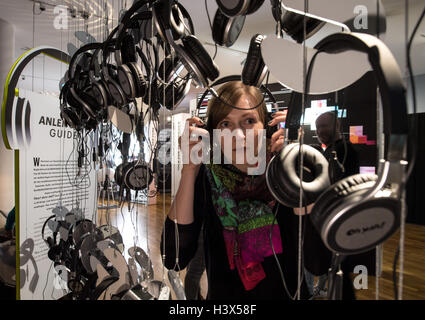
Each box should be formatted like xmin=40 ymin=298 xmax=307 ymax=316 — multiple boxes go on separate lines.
xmin=266 ymin=32 xmax=408 ymax=255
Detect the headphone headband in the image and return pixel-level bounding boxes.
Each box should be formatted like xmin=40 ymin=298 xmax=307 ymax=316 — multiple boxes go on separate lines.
xmin=314 ymin=32 xmax=408 ymax=137
xmin=115 ymin=11 xmax=153 ymax=57
xmin=285 ymin=32 xmax=408 ymax=161
xmin=196 ymin=75 xmax=277 ymax=125
xmin=69 ymin=43 xmax=103 ymax=80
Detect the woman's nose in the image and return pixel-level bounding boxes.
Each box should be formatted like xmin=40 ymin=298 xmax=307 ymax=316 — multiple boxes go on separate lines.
xmin=233 ymin=128 xmax=246 ymax=139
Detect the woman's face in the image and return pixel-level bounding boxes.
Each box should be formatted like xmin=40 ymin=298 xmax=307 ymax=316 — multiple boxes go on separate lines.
xmin=215 ymin=94 xmax=265 ymax=169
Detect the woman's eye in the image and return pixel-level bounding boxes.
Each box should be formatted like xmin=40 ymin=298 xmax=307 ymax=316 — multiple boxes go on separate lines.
xmin=220 ymin=121 xmax=229 ymax=128
xmin=245 ymin=118 xmax=256 ymax=125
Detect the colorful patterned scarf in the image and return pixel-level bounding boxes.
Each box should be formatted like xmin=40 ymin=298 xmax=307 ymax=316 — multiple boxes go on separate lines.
xmin=205 ymin=159 xmax=283 ymax=291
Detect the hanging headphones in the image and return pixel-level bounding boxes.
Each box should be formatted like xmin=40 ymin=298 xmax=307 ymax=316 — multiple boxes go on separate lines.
xmin=114 ymin=11 xmax=153 ymax=100
xmin=268 ymin=32 xmax=408 ymax=255
xmin=212 ymin=8 xmax=246 ymax=47
xmin=157 ymin=77 xmax=192 ymax=110
xmin=158 ymin=54 xmax=183 ymax=83
xmin=266 ymin=143 xmax=331 ymax=208
xmin=124 ymin=161 xmax=154 ymax=191
xmin=153 ymin=0 xmax=219 ymax=88
xmin=242 ymin=34 xmax=268 ymax=87
xmin=101 ymin=28 xmax=128 ymax=107
xmin=216 ymin=0 xmax=265 ymax=17
xmin=60 ymin=43 xmax=104 ymax=130
xmin=153 ymin=0 xmax=194 ymax=42
xmin=157 ymin=52 xmax=192 ymax=110
xmin=270 ymin=0 xmax=325 ymax=43
xmin=89 ymin=47 xmax=111 ymax=117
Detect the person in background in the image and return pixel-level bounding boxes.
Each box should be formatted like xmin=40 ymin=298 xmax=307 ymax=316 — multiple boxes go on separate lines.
xmin=304 ymin=111 xmax=359 ymax=298
xmin=303 ymin=111 xmax=376 ymax=300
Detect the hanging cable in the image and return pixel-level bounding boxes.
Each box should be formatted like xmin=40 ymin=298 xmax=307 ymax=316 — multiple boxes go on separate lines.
xmin=204 ymin=0 xmax=218 ymax=60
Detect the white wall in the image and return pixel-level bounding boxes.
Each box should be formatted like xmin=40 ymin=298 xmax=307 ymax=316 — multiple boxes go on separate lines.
xmin=0 ymin=18 xmax=15 ymax=216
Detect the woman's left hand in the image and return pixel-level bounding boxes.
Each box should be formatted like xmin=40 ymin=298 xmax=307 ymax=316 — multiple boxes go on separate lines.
xmin=268 ymin=110 xmax=287 ymax=153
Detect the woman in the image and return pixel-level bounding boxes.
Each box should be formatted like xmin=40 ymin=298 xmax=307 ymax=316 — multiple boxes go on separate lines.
xmin=161 ymin=81 xmax=309 ymax=300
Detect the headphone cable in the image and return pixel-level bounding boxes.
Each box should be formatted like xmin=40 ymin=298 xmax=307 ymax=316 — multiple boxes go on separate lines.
xmin=204 ymin=0 xmax=218 ymax=60
xmin=405 ymin=5 xmax=425 ymax=182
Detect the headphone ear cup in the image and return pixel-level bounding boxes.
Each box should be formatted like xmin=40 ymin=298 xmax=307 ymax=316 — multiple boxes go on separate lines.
xmin=80 ymin=89 xmax=101 ymax=120
xmin=242 ymin=34 xmax=267 ymax=87
xmin=107 ymin=78 xmax=127 ymax=106
xmin=246 ymin=0 xmax=265 ymax=15
xmin=61 ymin=104 xmax=81 ymax=130
xmin=182 ymin=35 xmax=219 ymax=82
xmin=309 ymin=173 xmax=401 ymax=254
xmin=121 ymin=34 xmax=137 ymax=64
xmin=92 ymin=81 xmax=110 ymax=109
xmin=310 ymin=174 xmax=378 ymax=230
xmin=268 ymin=143 xmax=330 ymax=207
xmin=169 ymin=3 xmax=186 ymax=39
xmin=158 ymin=81 xmax=185 ymax=110
xmin=117 ymin=64 xmax=137 ymax=98
xmin=66 ymin=87 xmax=82 ymax=111
xmin=212 ymin=9 xmax=227 ymax=46
xmin=159 ymin=55 xmax=181 ymax=82
xmin=127 ymin=62 xmax=147 ymax=98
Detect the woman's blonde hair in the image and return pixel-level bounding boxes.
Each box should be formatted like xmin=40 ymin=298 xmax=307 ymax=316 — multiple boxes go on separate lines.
xmin=206 ymin=81 xmax=267 ymax=133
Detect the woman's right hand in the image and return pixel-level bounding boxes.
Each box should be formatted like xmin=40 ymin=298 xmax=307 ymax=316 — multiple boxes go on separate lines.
xmin=179 ymin=116 xmax=209 ymax=173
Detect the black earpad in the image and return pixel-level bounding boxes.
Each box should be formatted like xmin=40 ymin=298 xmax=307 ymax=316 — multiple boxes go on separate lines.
xmin=91 ymin=81 xmax=109 ymax=109
xmin=115 ymin=162 xmax=134 ymax=187
xmin=246 ymin=0 xmax=265 ymax=15
xmin=80 ymin=111 xmax=98 ymax=131
xmin=118 ymin=64 xmax=137 ymax=98
xmin=212 ymin=9 xmax=227 ymax=46
xmin=271 ymin=143 xmax=330 ymax=207
xmin=271 ymin=0 xmax=324 ymax=44
xmin=121 ymin=34 xmax=137 ymax=64
xmin=158 ymin=55 xmax=182 ymax=82
xmin=61 ymin=105 xmax=81 ymax=130
xmin=182 ymin=35 xmax=219 ymax=81
xmin=66 ymin=86 xmax=82 ymax=111
xmin=154 ymin=0 xmax=185 ymax=41
xmin=310 ymin=174 xmax=377 ymax=228
xmin=242 ymin=34 xmax=267 ymax=87
xmin=127 ymin=62 xmax=147 ymax=98
xmin=107 ymin=78 xmax=127 ymax=106
xmin=158 ymin=80 xmax=187 ymax=110
xmin=79 ymin=89 xmax=102 ymax=120
xmin=212 ymin=9 xmax=245 ymax=47
xmin=216 ymin=0 xmax=247 ymax=17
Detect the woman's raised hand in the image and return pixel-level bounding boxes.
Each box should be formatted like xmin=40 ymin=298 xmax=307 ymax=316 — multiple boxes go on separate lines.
xmin=179 ymin=116 xmax=210 ymax=172
xmin=268 ymin=110 xmax=287 ymax=153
